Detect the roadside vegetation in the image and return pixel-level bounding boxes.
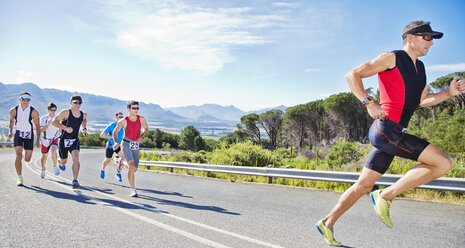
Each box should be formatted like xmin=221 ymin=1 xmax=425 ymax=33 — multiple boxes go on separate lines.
xmin=3 ymin=72 xmax=464 ymax=203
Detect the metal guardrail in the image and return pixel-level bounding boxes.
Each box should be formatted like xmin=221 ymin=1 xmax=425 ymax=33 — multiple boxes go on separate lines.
xmin=140 ymin=160 xmax=465 ymax=192
xmin=2 ymin=141 xmax=464 ymax=192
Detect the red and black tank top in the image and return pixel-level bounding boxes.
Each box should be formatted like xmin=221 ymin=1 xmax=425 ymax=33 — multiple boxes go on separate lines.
xmin=124 ymin=115 xmax=141 ymax=140
xmin=378 ymin=50 xmax=426 ymax=128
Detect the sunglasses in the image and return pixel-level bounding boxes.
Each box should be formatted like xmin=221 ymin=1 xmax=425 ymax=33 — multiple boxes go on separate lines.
xmin=131 ymin=107 xmax=139 ymax=110
xmin=415 ymin=34 xmax=433 ymax=42
xmin=49 ymin=109 xmax=57 ymax=111
xmin=72 ymin=101 xmax=82 ymax=105
xmin=21 ymin=98 xmax=31 ymax=102
xmin=117 ymin=116 xmax=124 ymax=118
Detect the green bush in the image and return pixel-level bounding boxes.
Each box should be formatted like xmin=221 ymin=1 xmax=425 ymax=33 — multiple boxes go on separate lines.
xmin=325 ymin=139 xmax=363 ymax=170
xmin=207 ymin=141 xmax=277 ymax=167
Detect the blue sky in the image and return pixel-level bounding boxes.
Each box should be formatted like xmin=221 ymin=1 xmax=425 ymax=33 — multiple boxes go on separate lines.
xmin=1 ymin=0 xmax=464 ymax=111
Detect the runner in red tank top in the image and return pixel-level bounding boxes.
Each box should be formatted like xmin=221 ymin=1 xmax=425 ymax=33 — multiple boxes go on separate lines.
xmin=113 ymin=100 xmax=149 ymax=197
xmin=124 ymin=115 xmax=141 ymax=140
xmin=316 ymin=21 xmax=465 ymax=246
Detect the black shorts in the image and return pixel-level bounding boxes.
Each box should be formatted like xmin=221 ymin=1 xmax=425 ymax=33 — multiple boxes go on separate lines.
xmin=364 ymin=118 xmax=430 ymax=174
xmin=105 ymin=146 xmax=121 ymax=158
xmin=59 ymin=138 xmax=80 ymax=159
xmin=13 ymin=131 xmax=34 ymax=150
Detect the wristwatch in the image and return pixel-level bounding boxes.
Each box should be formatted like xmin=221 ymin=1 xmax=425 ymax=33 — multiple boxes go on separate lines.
xmin=362 ymin=97 xmax=372 ymax=105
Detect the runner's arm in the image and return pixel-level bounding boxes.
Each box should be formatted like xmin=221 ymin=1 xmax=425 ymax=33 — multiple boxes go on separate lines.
xmin=420 ymin=77 xmax=465 ymax=107
xmin=52 ymin=110 xmax=71 ymax=132
xmin=8 ymin=108 xmax=16 ymax=138
xmin=32 ymin=109 xmax=41 ymax=147
xmin=113 ymin=119 xmax=126 ymax=149
xmin=100 ymin=128 xmax=112 ymax=139
xmin=81 ymin=112 xmax=88 ymax=138
xmin=140 ymin=116 xmax=149 ymax=138
xmin=346 ymin=52 xmax=395 ymax=119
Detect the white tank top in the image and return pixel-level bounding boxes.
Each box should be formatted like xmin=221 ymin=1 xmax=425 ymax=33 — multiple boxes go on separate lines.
xmin=15 ymin=105 xmax=33 ymax=132
xmin=40 ymin=114 xmax=59 ymax=139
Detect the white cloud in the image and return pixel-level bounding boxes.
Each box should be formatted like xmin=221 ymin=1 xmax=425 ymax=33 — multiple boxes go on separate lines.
xmin=427 ymin=63 xmax=465 ymax=72
xmin=15 ymin=71 xmax=38 ymax=83
xmin=95 ymin=0 xmax=287 ymax=76
xmin=272 ymin=2 xmax=301 ymax=8
xmin=305 ymin=68 xmax=321 ymax=73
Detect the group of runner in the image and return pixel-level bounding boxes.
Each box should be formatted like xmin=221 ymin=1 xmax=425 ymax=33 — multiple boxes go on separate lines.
xmin=8 ymin=94 xmax=148 ymax=197
xmin=6 ymin=20 xmax=465 ymax=246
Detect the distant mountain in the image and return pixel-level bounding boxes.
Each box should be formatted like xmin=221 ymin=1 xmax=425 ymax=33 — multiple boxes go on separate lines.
xmin=167 ymin=104 xmax=245 ymax=122
xmin=246 ymin=105 xmax=288 ymax=115
xmin=0 ymin=82 xmax=187 ymax=123
xmin=168 ymin=104 xmax=288 ymax=122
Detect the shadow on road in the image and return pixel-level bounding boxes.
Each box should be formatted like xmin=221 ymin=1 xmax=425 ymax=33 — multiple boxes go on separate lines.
xmin=109 ymin=183 xmax=240 ymax=215
xmin=24 ymin=185 xmax=97 ymax=205
xmin=108 ymin=182 xmax=193 ymax=198
xmin=26 ymin=184 xmax=169 ymax=214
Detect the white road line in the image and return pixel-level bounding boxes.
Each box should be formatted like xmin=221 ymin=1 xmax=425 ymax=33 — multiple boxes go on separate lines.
xmin=27 ymin=158 xmax=284 ymax=248
xmin=26 ymin=160 xmax=230 ymax=248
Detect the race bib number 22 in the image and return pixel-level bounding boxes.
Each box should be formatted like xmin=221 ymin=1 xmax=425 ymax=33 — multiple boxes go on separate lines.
xmin=64 ymin=139 xmax=76 ymax=148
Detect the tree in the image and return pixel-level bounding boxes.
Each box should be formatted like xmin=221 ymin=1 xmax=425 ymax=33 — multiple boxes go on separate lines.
xmin=259 ymin=109 xmax=283 ymax=150
xmin=179 ymin=125 xmax=205 ymax=151
xmin=239 ymin=113 xmax=261 ymax=144
xmin=282 ymin=104 xmax=309 ymax=154
xmin=219 ymin=129 xmax=247 ymax=145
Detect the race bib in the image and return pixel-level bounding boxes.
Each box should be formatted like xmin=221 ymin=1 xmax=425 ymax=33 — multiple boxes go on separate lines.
xmin=42 ymin=138 xmax=52 ymax=147
xmin=64 ymin=139 xmax=76 ymax=148
xmin=129 ymin=141 xmax=139 ymax=150
xmin=19 ymin=131 xmax=32 ymax=139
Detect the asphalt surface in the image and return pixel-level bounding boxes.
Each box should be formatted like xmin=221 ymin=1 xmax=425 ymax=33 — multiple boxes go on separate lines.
xmin=1 ymin=148 xmax=464 ymax=248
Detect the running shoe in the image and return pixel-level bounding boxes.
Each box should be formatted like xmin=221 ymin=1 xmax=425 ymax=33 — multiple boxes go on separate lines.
xmin=130 ymin=189 xmax=138 ymax=197
xmin=316 ymin=219 xmax=341 ymax=246
xmin=115 ymin=173 xmax=122 ymax=182
xmin=54 ymin=166 xmax=60 ymax=175
xmin=59 ymin=164 xmax=66 ymax=171
xmin=40 ymin=170 xmax=45 ymax=179
xmin=16 ymin=176 xmax=24 ymax=186
xmin=371 ymin=189 xmax=393 ymax=227
xmin=100 ymin=169 xmax=105 ymax=179
xmin=72 ymin=180 xmax=80 ymax=189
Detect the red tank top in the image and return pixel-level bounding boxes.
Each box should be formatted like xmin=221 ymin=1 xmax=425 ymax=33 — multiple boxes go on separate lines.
xmin=125 ymin=115 xmax=141 ymax=140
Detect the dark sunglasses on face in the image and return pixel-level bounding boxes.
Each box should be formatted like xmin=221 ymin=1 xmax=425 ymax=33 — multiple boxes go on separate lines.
xmin=21 ymin=98 xmax=31 ymax=102
xmin=117 ymin=116 xmax=124 ymax=118
xmin=72 ymin=101 xmax=82 ymax=105
xmin=415 ymin=34 xmax=433 ymax=42
xmin=131 ymin=107 xmax=139 ymax=110
xmin=49 ymin=109 xmax=57 ymax=111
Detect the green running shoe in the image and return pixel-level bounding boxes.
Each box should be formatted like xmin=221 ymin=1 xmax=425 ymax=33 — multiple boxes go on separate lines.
xmin=16 ymin=176 xmax=24 ymax=186
xmin=371 ymin=190 xmax=393 ymax=227
xmin=316 ymin=219 xmax=341 ymax=246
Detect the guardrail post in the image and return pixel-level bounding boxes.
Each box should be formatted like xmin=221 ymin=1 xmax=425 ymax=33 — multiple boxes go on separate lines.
xmin=170 ymin=168 xmax=173 ymax=173
xmin=267 ymin=164 xmax=273 ymax=184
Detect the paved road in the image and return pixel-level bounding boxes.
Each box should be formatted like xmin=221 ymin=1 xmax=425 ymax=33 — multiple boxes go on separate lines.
xmin=1 ymin=148 xmax=464 ymax=247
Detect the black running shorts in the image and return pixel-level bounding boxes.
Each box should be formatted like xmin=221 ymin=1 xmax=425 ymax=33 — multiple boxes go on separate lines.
xmin=364 ymin=118 xmax=430 ymax=174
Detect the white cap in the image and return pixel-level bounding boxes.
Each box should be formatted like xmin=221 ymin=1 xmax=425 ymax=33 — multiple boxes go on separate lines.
xmin=20 ymin=94 xmax=31 ymax=100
